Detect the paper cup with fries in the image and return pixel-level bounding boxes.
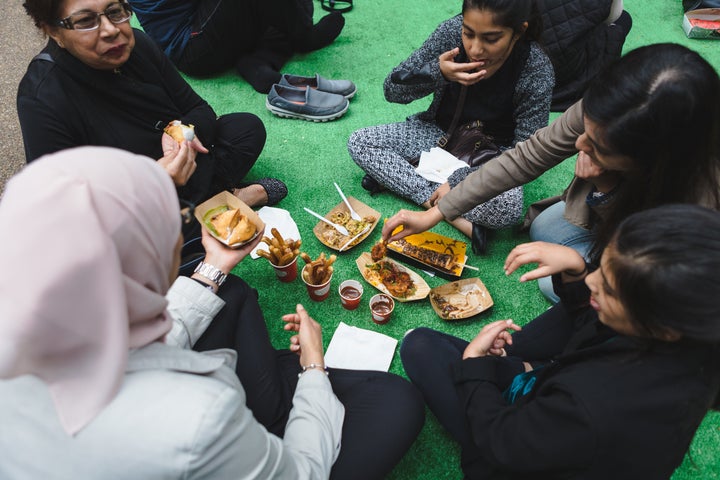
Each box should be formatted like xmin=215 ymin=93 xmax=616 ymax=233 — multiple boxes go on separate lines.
xmin=256 ymin=228 xmax=302 ymax=282
xmin=300 ymin=252 xmax=336 ymax=301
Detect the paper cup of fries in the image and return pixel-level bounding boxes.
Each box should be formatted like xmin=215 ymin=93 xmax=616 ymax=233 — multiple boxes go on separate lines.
xmin=271 ymin=256 xmax=298 ymax=282
xmin=256 ymin=228 xmax=302 ymax=282
xmin=300 ymin=252 xmax=336 ymax=301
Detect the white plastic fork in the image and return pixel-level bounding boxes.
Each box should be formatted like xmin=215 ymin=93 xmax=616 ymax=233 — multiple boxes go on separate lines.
xmin=303 ymin=207 xmax=350 ymax=236
xmin=334 ymin=182 xmax=362 ymax=221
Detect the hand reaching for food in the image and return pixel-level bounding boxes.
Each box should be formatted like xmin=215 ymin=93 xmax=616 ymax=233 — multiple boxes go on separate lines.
xmin=282 ymin=304 xmax=325 ymax=366
xmin=504 ymin=242 xmax=587 ymax=283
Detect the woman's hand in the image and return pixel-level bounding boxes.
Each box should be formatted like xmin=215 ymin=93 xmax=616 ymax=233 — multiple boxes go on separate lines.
xmin=428 ymin=182 xmax=451 ymax=206
xmin=158 ymin=134 xmax=209 ymax=186
xmin=439 ymin=47 xmax=486 ymax=86
xmin=200 ymin=225 xmax=264 ymax=274
xmin=463 ymin=319 xmax=521 ymax=359
xmin=282 ymin=304 xmax=325 ymax=366
xmin=575 ymin=151 xmax=621 ymax=193
xmin=382 ymin=206 xmax=445 ymax=243
xmin=504 ymin=242 xmax=587 ymax=282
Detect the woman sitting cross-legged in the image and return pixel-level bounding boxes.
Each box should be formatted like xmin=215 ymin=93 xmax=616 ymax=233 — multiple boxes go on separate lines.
xmin=401 ymin=204 xmax=720 ymax=479
xmin=348 ymin=0 xmax=554 ymax=254
xmin=19 ymin=0 xmax=286 ymax=209
xmin=0 ymin=147 xmax=424 ymax=480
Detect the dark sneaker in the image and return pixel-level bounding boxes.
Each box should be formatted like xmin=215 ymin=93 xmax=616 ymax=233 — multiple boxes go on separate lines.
xmin=266 ymin=84 xmax=349 ymax=122
xmin=279 ymin=73 xmax=357 ymax=99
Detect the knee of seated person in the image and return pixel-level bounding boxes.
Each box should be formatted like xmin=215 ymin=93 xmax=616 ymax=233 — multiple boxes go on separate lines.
xmin=400 ymin=327 xmax=437 ymax=362
xmin=217 ymin=113 xmax=267 ymax=146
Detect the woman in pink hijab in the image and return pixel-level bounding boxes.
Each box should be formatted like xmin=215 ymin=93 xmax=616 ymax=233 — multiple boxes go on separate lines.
xmin=0 ymin=147 xmax=423 ymax=479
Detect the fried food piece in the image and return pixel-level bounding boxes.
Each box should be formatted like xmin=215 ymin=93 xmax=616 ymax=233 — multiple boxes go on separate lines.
xmin=301 ymin=253 xmax=337 ymax=285
xmin=210 ymin=209 xmax=240 ymax=240
xmin=256 ymin=228 xmax=300 ymax=265
xmin=371 ymin=241 xmax=387 ymax=262
xmin=164 ymin=120 xmax=195 ymax=142
xmin=227 ymin=215 xmax=256 ymax=244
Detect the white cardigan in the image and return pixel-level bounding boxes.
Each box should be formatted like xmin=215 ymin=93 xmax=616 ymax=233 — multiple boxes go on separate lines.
xmin=0 ymin=277 xmax=343 ymax=479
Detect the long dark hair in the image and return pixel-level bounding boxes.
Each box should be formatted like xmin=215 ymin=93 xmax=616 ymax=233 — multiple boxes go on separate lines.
xmin=583 ymin=44 xmax=720 ymax=258
xmin=608 ymin=205 xmax=720 ymax=343
xmin=462 ymin=0 xmax=542 ymax=42
xmin=608 ymin=204 xmax=720 ymax=409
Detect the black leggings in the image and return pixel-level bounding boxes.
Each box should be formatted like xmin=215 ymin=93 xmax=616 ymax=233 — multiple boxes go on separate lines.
xmin=193 ymin=275 xmax=425 ymax=480
xmin=177 ymin=111 xmax=266 ymax=205
xmin=176 ymin=0 xmax=311 ymax=76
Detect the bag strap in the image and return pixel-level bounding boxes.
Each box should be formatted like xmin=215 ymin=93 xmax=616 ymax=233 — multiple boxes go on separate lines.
xmin=438 ymin=85 xmax=468 ymax=148
xmin=321 ymin=0 xmax=353 ymax=13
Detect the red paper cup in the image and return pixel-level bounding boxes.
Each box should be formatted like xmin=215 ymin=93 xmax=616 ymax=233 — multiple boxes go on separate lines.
xmin=338 ymin=280 xmax=363 ymax=310
xmin=302 ymin=265 xmax=333 ymax=301
xmin=369 ymin=294 xmax=394 ymax=325
xmin=271 ymin=256 xmax=298 ymax=282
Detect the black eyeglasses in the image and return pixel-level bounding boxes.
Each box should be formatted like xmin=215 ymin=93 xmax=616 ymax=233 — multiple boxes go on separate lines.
xmin=179 ymin=199 xmax=196 ymax=225
xmin=55 ymin=2 xmax=132 ymax=31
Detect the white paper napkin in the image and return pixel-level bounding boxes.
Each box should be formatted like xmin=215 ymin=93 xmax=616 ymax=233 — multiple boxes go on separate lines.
xmin=324 ymin=322 xmax=398 ymax=372
xmin=415 ymin=147 xmax=467 ymax=184
xmin=250 ymin=207 xmax=301 ymax=259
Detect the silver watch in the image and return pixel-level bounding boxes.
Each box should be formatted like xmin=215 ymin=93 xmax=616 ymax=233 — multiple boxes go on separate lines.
xmin=194 ymin=261 xmax=228 ymax=287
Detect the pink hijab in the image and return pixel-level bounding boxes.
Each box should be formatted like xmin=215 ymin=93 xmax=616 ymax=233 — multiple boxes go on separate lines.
xmin=0 ymin=147 xmax=181 ymax=435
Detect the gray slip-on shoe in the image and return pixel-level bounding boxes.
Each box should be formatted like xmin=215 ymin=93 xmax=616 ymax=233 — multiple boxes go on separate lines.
xmin=266 ymin=84 xmax=349 ymax=122
xmin=279 ymin=73 xmax=357 ymax=99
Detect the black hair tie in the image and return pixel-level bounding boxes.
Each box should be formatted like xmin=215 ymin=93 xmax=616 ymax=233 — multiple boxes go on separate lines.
xmin=321 ymin=0 xmax=353 ymax=13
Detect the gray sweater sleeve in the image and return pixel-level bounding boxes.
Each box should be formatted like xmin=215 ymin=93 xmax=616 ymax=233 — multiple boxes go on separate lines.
xmin=439 ymin=100 xmax=585 ymax=220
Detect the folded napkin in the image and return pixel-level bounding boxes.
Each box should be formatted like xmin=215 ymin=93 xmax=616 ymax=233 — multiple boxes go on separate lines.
xmin=250 ymin=206 xmax=301 ymax=259
xmin=415 ymin=147 xmax=467 ymax=184
xmin=324 ymin=322 xmax=398 ymax=372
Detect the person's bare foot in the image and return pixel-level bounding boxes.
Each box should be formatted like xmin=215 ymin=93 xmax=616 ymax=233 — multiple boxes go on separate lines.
xmin=232 ymin=184 xmax=267 ymax=207
xmin=231 ymin=178 xmax=288 ymax=207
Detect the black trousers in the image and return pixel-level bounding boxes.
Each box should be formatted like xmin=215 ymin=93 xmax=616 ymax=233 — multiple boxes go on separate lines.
xmin=193 ymin=275 xmax=425 ymax=480
xmin=175 ymin=0 xmax=312 ymax=76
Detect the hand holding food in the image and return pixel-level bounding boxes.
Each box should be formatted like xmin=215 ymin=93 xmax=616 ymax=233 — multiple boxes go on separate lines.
xmin=257 ymin=228 xmax=302 ymax=266
xmin=164 ymin=120 xmax=196 ymax=143
xmin=300 ymin=252 xmax=337 ymax=285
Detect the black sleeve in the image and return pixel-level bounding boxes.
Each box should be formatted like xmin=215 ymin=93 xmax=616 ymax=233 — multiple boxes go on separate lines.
xmin=139 ymin=30 xmax=218 ymax=146
xmin=452 ymin=357 xmax=596 ymax=474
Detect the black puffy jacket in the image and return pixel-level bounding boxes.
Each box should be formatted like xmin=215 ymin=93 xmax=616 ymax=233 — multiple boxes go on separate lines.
xmin=538 ymin=0 xmax=632 ymax=111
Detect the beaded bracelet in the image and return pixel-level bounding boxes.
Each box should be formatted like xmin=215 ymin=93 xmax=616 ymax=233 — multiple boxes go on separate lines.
xmin=298 ymin=363 xmax=329 ymax=378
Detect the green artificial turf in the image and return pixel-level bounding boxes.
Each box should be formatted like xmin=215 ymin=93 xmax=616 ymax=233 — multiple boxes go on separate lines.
xmin=145 ymin=1 xmax=720 ymax=478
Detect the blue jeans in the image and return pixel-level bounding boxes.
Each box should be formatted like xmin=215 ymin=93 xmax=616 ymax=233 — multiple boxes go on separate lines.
xmin=529 ymin=201 xmax=595 ymax=303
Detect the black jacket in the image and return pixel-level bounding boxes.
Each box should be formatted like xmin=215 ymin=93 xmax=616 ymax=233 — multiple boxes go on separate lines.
xmin=17 ymin=30 xmax=221 ymax=202
xmin=538 ymin=0 xmax=632 ymax=111
xmin=452 ymin=277 xmax=720 ymax=479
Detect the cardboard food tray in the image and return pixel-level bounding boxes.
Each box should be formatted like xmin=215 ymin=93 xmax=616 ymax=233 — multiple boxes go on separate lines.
xmin=355 ymin=252 xmax=430 ymax=302
xmin=312 ymin=197 xmax=380 ymax=251
xmin=195 ymin=191 xmax=265 ymax=248
xmin=429 ymin=278 xmax=493 ymax=320
xmin=386 ymin=230 xmax=467 ymax=278
xmin=683 ymin=8 xmax=720 ymax=39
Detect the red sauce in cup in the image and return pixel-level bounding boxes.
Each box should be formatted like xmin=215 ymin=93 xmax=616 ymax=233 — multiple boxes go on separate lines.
xmin=340 ymin=285 xmax=361 ymax=299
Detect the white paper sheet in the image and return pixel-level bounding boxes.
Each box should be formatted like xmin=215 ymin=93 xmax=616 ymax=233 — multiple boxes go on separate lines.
xmin=324 ymin=322 xmax=398 ymax=372
xmin=250 ymin=206 xmax=301 ymax=259
xmin=415 ymin=147 xmax=467 ymax=184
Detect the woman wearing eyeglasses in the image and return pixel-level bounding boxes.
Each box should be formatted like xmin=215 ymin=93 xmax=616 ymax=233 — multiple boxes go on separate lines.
xmin=18 ymin=0 xmax=287 ymax=209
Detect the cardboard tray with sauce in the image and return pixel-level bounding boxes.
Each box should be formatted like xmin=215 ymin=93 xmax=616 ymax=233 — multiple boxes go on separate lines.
xmin=386 ymin=230 xmax=467 ymax=279
xmin=195 ymin=191 xmax=265 ymax=248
